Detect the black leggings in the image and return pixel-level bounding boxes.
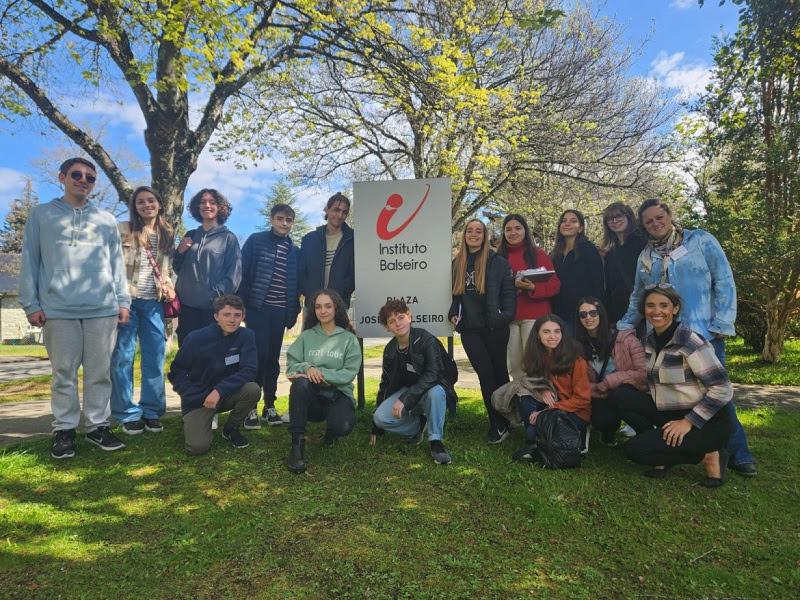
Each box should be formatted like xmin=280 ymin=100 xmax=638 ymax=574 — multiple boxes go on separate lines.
xmin=591 ymin=384 xmax=652 ymax=438
xmin=461 ymin=327 xmax=510 ymax=431
xmin=621 ymin=393 xmax=732 ymax=467
xmin=287 ymin=378 xmax=355 ymax=440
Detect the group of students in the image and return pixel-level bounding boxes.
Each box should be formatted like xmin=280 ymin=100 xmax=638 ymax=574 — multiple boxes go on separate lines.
xmin=19 ymin=157 xmax=756 ymax=486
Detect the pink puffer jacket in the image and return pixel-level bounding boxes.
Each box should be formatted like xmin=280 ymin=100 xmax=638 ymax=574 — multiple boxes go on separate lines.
xmin=588 ymin=328 xmax=648 ymax=398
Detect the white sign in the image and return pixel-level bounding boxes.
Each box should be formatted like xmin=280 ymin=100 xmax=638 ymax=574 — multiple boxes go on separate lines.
xmin=353 ymin=178 xmax=452 ymax=337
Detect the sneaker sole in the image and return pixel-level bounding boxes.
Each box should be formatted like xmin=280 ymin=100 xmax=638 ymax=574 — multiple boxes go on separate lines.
xmin=487 ymin=430 xmax=510 ymax=445
xmin=121 ymin=426 xmax=145 ymax=436
xmin=265 ymin=420 xmax=285 ymax=427
xmin=85 ymin=437 xmax=125 ymax=451
xmin=242 ymin=422 xmax=261 ymax=430
xmin=51 ymin=450 xmax=75 ymax=459
xmin=432 ymin=456 xmax=452 ymax=465
xmin=144 ymin=425 xmax=163 ymax=433
xmin=222 ymin=433 xmax=249 ymax=449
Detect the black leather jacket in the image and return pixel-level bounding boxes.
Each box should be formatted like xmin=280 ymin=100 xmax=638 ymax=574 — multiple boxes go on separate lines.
xmin=448 ymin=251 xmax=515 ymax=331
xmin=375 ymin=327 xmax=457 ymax=418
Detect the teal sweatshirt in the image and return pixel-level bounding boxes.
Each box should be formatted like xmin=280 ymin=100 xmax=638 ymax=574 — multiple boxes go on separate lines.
xmin=19 ymin=198 xmax=131 ymax=319
xmin=286 ymin=324 xmax=362 ymax=402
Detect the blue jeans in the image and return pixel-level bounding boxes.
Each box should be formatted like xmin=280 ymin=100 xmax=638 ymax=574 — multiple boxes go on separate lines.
xmin=110 ymin=298 xmax=167 ymax=422
xmin=711 ymin=337 xmax=755 ymax=465
xmin=373 ymin=385 xmax=447 ymax=441
xmin=518 ymin=395 xmax=587 ymax=443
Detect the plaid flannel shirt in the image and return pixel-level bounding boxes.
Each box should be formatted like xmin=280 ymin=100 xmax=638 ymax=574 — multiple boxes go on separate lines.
xmin=645 ymin=323 xmax=732 ymax=428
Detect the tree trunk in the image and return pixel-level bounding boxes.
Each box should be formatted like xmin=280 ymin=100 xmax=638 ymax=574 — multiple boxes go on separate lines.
xmin=761 ymin=297 xmax=791 ymax=363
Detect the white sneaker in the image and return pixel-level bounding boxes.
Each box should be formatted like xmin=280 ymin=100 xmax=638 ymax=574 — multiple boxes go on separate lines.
xmin=280 ymin=413 xmax=290 ymax=424
xmin=619 ymin=423 xmax=636 ymax=438
xmin=211 ymin=414 xmax=219 ymax=430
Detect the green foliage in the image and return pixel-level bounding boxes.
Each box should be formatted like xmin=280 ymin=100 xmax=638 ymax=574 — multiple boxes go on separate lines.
xmin=0 ymin=389 xmax=797 ymax=598
xmin=0 ymin=179 xmax=37 ymax=253
xmin=258 ymin=179 xmax=312 ymax=244
xmin=725 ymin=337 xmax=800 ymax=385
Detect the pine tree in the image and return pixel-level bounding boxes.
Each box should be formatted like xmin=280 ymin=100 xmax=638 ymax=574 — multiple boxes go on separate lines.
xmin=0 ymin=179 xmax=38 ymax=253
xmin=259 ymin=179 xmax=312 ymax=245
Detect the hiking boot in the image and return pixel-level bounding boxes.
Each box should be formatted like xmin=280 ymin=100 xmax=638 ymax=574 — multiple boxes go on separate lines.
xmin=406 ymin=415 xmax=427 ymax=445
xmin=512 ymin=444 xmax=537 ymax=462
xmin=486 ymin=426 xmax=510 ymax=445
xmin=121 ymin=420 xmax=145 ymax=435
xmin=51 ymin=429 xmax=76 ymax=459
xmin=287 ymin=437 xmax=306 ymax=473
xmin=243 ymin=409 xmax=261 ymax=430
xmin=86 ymin=426 xmax=126 ymax=452
xmin=222 ymin=427 xmax=249 ymax=449
xmin=143 ymin=418 xmax=163 ymax=433
xmin=430 ymin=440 xmax=452 ymax=465
xmin=262 ymin=407 xmax=284 ymax=426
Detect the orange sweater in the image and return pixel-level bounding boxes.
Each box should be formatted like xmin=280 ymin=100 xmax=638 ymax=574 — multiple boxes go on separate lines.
xmin=550 ymin=357 xmax=592 ymax=422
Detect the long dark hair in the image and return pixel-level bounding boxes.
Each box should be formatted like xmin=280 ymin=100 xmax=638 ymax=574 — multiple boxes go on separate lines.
xmin=523 ymin=314 xmax=582 ymax=377
xmin=600 ymin=202 xmax=638 ymax=253
xmin=551 ymin=209 xmax=589 ymax=263
xmin=303 ymin=289 xmax=355 ymax=333
xmin=128 ymin=186 xmax=174 ymax=254
xmin=497 ymin=213 xmax=539 ymax=269
xmin=575 ymin=296 xmax=613 ymax=362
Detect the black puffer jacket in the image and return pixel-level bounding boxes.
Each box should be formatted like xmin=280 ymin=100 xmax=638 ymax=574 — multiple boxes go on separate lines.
xmin=448 ymin=251 xmax=515 ymax=331
xmin=375 ymin=327 xmax=457 ymax=415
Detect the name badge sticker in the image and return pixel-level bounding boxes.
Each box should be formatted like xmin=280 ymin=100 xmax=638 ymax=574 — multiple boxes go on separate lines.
xmin=225 ymin=354 xmax=240 ymax=366
xmin=669 ymin=246 xmax=688 ymax=261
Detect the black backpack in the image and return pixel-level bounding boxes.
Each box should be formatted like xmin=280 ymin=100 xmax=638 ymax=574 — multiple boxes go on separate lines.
xmin=435 ymin=338 xmax=458 ymax=385
xmin=535 ymin=409 xmax=583 ymax=469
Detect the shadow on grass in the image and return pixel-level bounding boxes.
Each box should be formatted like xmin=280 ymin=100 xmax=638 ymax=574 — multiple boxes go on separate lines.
xmin=1 ymin=397 xmax=799 ymax=599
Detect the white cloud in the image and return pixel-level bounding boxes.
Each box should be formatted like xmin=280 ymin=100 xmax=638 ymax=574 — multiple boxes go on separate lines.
xmin=67 ymin=94 xmax=147 ymax=135
xmin=0 ymin=168 xmax=29 ymax=210
xmin=650 ymin=51 xmax=712 ymax=99
xmin=670 ymin=0 xmax=696 ymax=9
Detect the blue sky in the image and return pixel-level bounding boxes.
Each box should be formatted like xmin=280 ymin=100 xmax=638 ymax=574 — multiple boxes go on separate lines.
xmin=0 ymin=1 xmax=739 ymax=240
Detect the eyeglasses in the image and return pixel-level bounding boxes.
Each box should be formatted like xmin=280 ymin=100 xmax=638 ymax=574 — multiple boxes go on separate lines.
xmin=68 ymin=171 xmax=97 ymax=184
xmin=605 ymin=214 xmax=626 ymax=223
xmin=644 ymin=283 xmax=674 ymax=291
xmin=578 ymin=309 xmax=599 ymax=319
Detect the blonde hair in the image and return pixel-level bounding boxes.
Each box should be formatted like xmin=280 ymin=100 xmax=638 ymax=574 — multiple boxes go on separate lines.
xmin=452 ymin=219 xmax=490 ymax=295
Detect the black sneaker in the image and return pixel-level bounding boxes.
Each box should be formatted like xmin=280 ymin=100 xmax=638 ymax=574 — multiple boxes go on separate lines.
xmin=222 ymin=428 xmax=249 ymax=449
xmin=486 ymin=426 xmax=510 ymax=445
xmin=243 ymin=409 xmax=261 ymax=430
xmin=512 ymin=444 xmax=537 ymax=462
xmin=430 ymin=440 xmax=452 ymax=465
xmin=86 ymin=426 xmax=126 ymax=452
xmin=121 ymin=420 xmax=145 ymax=435
xmin=51 ymin=429 xmax=76 ymax=459
xmin=600 ymin=431 xmax=618 ymax=447
xmin=262 ymin=407 xmax=284 ymax=426
xmin=406 ymin=415 xmax=427 ymax=445
xmin=143 ymin=418 xmax=163 ymax=433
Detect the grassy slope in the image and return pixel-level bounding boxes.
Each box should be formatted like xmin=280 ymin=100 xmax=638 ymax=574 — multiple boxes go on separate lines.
xmin=0 ymin=383 xmax=798 ymax=599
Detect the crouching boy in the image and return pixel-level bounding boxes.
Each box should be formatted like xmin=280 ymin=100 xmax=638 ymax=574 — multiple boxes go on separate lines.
xmin=371 ymin=299 xmax=457 ymax=464
xmin=169 ymin=294 xmax=260 ymax=454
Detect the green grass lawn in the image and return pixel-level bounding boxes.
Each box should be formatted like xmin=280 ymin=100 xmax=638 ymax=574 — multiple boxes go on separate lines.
xmin=0 ymin=383 xmax=797 ymax=599
xmin=726 ymin=337 xmax=800 ymax=385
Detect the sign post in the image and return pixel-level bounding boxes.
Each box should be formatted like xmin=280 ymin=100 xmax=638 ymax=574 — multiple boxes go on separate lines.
xmin=353 ymin=178 xmax=453 ymax=339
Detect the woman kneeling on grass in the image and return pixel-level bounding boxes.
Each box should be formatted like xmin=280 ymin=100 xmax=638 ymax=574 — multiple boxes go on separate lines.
xmin=285 ymin=289 xmax=362 ymax=474
xmin=575 ymin=297 xmax=648 ymax=447
xmin=512 ymin=315 xmax=592 ymax=461
xmin=622 ymin=285 xmax=732 ymax=487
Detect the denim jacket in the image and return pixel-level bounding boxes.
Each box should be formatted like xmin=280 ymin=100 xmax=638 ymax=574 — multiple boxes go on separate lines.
xmin=617 ymin=229 xmax=736 ymax=340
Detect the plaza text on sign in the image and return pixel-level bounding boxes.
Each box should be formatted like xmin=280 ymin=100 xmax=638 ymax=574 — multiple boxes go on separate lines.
xmin=354 ymin=178 xmax=452 ymax=338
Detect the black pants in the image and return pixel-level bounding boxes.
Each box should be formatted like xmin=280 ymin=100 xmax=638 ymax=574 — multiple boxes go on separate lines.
xmin=591 ymin=384 xmax=651 ymax=439
xmin=461 ymin=327 xmax=510 ymax=432
xmin=245 ymin=305 xmax=287 ymax=407
xmin=288 ymin=378 xmax=355 ymax=440
xmin=177 ymin=305 xmax=215 ymax=346
xmin=622 ymin=395 xmax=732 ymax=467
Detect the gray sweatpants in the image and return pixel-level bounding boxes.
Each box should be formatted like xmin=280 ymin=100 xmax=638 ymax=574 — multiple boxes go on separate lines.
xmin=43 ymin=316 xmax=118 ymax=433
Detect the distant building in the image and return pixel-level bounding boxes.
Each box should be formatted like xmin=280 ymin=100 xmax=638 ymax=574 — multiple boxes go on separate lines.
xmin=0 ymin=253 xmax=41 ymax=343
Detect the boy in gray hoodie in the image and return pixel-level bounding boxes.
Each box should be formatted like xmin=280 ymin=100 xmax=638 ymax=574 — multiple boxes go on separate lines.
xmin=19 ymin=158 xmax=131 ymax=459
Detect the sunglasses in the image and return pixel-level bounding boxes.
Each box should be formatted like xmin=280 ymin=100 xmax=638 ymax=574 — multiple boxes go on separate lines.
xmin=578 ymin=309 xmax=599 ymax=319
xmin=68 ymin=171 xmax=97 ymax=184
xmin=644 ymin=283 xmax=674 ymax=291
